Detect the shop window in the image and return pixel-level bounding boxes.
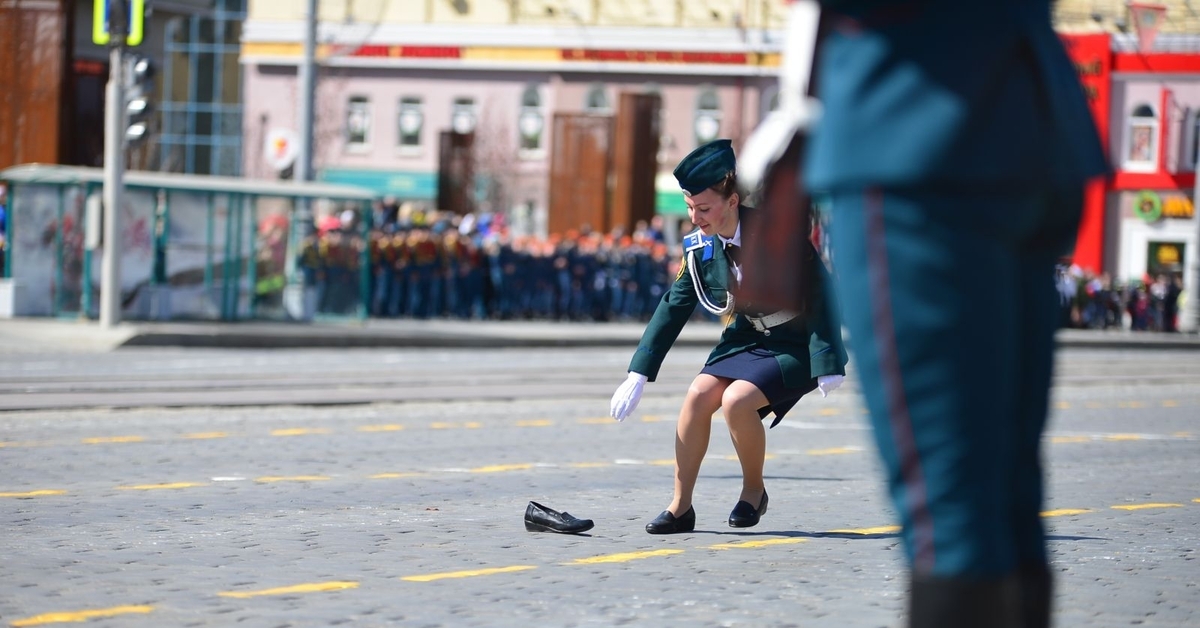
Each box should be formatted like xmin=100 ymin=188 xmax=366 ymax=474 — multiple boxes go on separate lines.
xmin=346 ymin=95 xmax=371 ymax=149
xmin=398 ymin=96 xmax=423 ymax=151
xmin=1122 ymin=103 xmax=1158 ymax=173
xmin=451 ymin=97 xmax=477 ymax=134
xmin=518 ymin=85 xmax=545 ymax=157
xmin=694 ymin=84 xmax=722 ymax=145
xmin=585 ymin=83 xmax=610 ymax=114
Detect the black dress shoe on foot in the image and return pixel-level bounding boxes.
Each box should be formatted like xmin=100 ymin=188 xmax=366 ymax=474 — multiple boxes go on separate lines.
xmin=728 ymin=492 xmax=768 ymax=528
xmin=524 ymin=501 xmax=594 ymax=534
xmin=645 ymin=506 xmax=696 ymax=534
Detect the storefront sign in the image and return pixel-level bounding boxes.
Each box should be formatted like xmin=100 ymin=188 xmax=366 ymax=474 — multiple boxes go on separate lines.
xmin=1162 ymin=195 xmax=1195 ymax=219
xmin=1135 ymin=190 xmax=1163 ymax=222
xmin=1136 ymin=190 xmax=1195 ymax=222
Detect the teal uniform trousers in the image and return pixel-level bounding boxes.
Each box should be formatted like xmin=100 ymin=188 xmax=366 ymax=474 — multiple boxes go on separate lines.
xmin=806 ymin=0 xmax=1109 ymax=587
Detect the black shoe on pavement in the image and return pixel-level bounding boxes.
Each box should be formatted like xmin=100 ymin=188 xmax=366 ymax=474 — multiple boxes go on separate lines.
xmin=645 ymin=506 xmax=696 ymax=534
xmin=728 ymin=492 xmax=768 ymax=528
xmin=524 ymin=501 xmax=594 ymax=534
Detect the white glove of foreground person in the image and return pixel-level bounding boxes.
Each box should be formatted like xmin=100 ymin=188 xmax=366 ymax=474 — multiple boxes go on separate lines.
xmin=610 ymin=372 xmax=648 ymax=422
xmin=817 ymin=374 xmax=844 ymax=398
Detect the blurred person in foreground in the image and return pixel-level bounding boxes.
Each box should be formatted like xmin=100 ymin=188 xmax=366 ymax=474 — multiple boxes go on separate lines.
xmin=795 ymin=0 xmax=1108 ymax=625
xmin=609 ymin=139 xmax=848 ymax=534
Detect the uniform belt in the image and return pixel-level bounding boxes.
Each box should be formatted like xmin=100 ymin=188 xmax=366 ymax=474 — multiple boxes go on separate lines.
xmin=743 ymin=310 xmax=799 ymax=335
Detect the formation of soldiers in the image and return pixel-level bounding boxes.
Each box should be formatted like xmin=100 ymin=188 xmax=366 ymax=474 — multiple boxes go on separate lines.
xmin=296 ymin=208 xmax=693 ymax=322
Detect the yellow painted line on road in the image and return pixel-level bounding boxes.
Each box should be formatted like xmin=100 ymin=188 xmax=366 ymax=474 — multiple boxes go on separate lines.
xmin=401 ymin=565 xmax=536 ymax=582
xmin=471 ymin=463 xmax=533 ymax=474
xmin=255 ymin=475 xmax=330 ymax=483
xmin=370 ymin=472 xmax=428 ymax=479
xmin=358 ymin=424 xmax=405 ymax=432
xmin=1103 ymin=434 xmax=1143 ymax=441
xmin=1055 ymin=401 xmax=1070 ymax=410
xmin=1193 ymin=498 xmax=1200 ymax=503
xmin=819 ymin=408 xmax=842 ymax=416
xmin=117 ymin=482 xmax=207 ymax=491
xmin=1050 ymin=436 xmax=1091 ymax=444
xmin=82 ymin=435 xmax=144 ymax=444
xmin=578 ymin=417 xmax=612 ymax=425
xmin=568 ymin=549 xmax=683 ymax=565
xmin=429 ymin=422 xmax=456 ymax=429
xmin=568 ymin=462 xmax=611 ymax=468
xmin=826 ymin=525 xmax=901 ymax=535
xmin=516 ymin=419 xmax=552 ymax=427
xmin=464 ymin=422 xmax=483 ymax=429
xmin=1111 ymin=503 xmax=1183 ymax=511
xmin=11 ymin=604 xmax=153 ymax=626
xmin=0 ymin=490 xmax=66 ymax=498
xmin=185 ymin=432 xmax=228 ymax=440
xmin=649 ymin=459 xmax=675 ymax=466
xmin=270 ymin=428 xmax=331 ymax=437
xmin=1173 ymin=432 xmax=1192 ymax=438
xmin=807 ymin=447 xmax=857 ymax=456
xmin=640 ymin=415 xmax=668 ymax=422
xmin=707 ymin=538 xmax=807 ymax=550
xmin=218 ymin=580 xmax=358 ymax=598
xmin=1162 ymin=400 xmax=1178 ymax=407
xmin=1041 ymin=509 xmax=1092 ymax=517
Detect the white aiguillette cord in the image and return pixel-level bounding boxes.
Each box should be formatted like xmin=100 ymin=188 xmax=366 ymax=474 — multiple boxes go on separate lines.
xmin=738 ymin=0 xmax=823 ymax=189
xmin=689 ymin=248 xmax=735 ymax=316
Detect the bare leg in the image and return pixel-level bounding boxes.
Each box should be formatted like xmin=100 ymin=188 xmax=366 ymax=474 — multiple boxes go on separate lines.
xmin=668 ymin=374 xmax=727 ymax=515
xmin=722 ymin=379 xmax=770 ymax=504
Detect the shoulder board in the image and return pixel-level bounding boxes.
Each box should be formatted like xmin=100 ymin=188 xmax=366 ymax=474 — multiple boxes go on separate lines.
xmin=682 ymin=230 xmax=712 ymax=252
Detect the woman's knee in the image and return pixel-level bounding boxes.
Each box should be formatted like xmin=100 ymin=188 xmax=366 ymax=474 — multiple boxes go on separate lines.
xmin=685 ymin=376 xmax=725 ymax=411
xmin=722 ymin=384 xmax=766 ymax=419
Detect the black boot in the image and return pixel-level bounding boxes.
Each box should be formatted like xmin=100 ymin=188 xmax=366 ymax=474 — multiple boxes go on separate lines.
xmin=1017 ymin=564 xmax=1053 ymax=628
xmin=909 ymin=573 xmax=1021 ymax=628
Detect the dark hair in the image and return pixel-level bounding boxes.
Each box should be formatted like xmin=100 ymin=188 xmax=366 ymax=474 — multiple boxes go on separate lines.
xmin=709 ymin=171 xmax=738 ymax=200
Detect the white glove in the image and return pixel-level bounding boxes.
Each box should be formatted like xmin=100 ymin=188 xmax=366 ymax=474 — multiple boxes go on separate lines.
xmin=817 ymin=374 xmax=844 ymax=398
xmin=610 ymin=372 xmax=648 ymax=422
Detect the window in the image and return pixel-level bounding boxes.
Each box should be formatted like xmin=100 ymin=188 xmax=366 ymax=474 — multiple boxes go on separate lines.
xmin=346 ymin=96 xmax=371 ymax=147
xmin=398 ymin=96 xmax=423 ymax=150
xmin=694 ymin=84 xmax=722 ymax=144
xmin=451 ymin=97 xmax=476 ymax=134
xmin=1123 ymin=103 xmax=1158 ymax=172
xmin=518 ymin=85 xmax=545 ymax=156
xmin=585 ymin=83 xmax=610 ymax=114
xmin=1190 ymin=109 xmax=1200 ymax=171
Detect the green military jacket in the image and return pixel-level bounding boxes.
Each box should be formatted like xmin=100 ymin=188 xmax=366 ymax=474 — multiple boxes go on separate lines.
xmin=629 ymin=207 xmax=848 ymax=388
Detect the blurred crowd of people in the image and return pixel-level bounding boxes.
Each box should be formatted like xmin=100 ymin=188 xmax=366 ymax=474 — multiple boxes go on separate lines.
xmin=278 ymin=200 xmax=1192 ymax=333
xmin=291 ymin=201 xmax=694 ymax=322
xmin=1056 ymin=264 xmax=1186 ymax=332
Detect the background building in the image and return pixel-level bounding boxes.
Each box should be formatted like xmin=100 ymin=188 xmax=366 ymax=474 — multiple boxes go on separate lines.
xmin=241 ymin=0 xmax=790 ymax=238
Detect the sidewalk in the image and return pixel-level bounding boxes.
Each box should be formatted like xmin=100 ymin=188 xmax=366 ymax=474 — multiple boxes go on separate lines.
xmin=3 ymin=316 xmax=1200 ymax=353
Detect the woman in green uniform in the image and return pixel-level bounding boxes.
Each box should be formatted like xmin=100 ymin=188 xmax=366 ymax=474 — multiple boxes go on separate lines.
xmin=609 ymin=139 xmax=848 ymax=534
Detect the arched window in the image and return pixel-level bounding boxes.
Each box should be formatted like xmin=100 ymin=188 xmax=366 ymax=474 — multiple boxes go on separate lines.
xmin=1123 ymin=103 xmax=1158 ymax=172
xmin=397 ymin=96 xmax=423 ymax=151
xmin=585 ymin=83 xmax=610 ymax=114
xmin=694 ymin=84 xmax=722 ymax=144
xmin=451 ymin=97 xmax=476 ymax=134
xmin=346 ymin=95 xmax=371 ymax=148
xmin=519 ymin=84 xmax=545 ymax=156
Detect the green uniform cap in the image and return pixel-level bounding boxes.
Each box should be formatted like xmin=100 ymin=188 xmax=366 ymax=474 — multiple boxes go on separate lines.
xmin=673 ymin=139 xmax=735 ymax=196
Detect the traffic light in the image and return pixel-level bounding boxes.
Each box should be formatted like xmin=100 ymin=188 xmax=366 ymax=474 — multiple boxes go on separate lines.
xmin=125 ymin=54 xmax=155 ymax=146
xmin=93 ymin=0 xmax=146 ymax=47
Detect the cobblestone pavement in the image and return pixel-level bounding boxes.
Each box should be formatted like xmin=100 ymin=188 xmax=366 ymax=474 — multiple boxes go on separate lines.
xmin=0 ymin=346 xmax=1198 ymax=627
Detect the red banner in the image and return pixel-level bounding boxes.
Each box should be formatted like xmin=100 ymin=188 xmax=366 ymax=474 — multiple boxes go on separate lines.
xmin=1059 ymin=33 xmax=1112 ymax=274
